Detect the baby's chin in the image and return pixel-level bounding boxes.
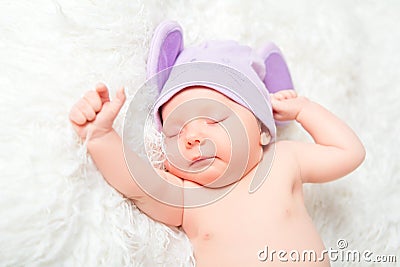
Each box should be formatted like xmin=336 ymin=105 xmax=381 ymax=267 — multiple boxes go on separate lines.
xmin=165 ymin=160 xmax=242 ymax=188
xmin=166 ymin=163 xmax=222 ymax=184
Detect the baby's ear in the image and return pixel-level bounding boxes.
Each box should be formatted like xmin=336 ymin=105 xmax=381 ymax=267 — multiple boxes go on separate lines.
xmin=260 ymin=131 xmax=271 ymax=146
xmin=146 ymin=20 xmax=184 ymax=91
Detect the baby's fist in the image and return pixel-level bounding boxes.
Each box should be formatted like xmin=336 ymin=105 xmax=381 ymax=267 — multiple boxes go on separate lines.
xmin=270 ymin=90 xmax=308 ymax=121
xmin=69 ymin=83 xmax=126 ymax=141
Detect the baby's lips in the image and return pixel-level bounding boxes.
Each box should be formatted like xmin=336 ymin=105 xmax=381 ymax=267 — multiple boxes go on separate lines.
xmin=190 ymin=155 xmax=215 ymax=165
xmin=191 ymin=154 xmax=202 ymax=162
xmin=189 ymin=156 xmax=215 ymax=169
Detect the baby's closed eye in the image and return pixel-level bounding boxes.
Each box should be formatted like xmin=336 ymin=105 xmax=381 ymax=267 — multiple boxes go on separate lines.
xmin=206 ymin=116 xmax=228 ymax=124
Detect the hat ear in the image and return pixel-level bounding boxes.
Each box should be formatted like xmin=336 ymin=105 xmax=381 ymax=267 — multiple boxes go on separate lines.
xmin=146 ymin=20 xmax=184 ymax=91
xmin=258 ymin=42 xmax=294 ymax=94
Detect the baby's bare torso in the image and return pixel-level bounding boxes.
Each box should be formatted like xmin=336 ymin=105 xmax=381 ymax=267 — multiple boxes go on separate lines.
xmin=182 ymin=145 xmax=330 ymax=266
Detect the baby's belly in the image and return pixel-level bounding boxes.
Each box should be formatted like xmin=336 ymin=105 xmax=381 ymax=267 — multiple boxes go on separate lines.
xmin=182 ymin=179 xmax=330 ymax=267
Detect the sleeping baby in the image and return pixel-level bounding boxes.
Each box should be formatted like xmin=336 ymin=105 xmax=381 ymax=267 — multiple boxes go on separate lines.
xmin=69 ymin=21 xmax=365 ymax=266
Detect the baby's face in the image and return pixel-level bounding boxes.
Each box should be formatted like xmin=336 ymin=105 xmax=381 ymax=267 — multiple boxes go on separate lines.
xmin=161 ymin=86 xmax=263 ymax=188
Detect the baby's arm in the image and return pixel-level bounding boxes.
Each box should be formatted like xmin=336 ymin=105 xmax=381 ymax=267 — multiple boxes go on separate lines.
xmin=271 ymin=90 xmax=366 ymax=183
xmin=69 ymin=84 xmax=183 ymax=226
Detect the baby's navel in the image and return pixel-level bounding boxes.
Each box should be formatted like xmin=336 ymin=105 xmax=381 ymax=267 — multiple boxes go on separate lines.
xmin=202 ymin=232 xmax=213 ymax=241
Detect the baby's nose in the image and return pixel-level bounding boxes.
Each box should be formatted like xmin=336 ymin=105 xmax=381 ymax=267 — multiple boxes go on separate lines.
xmin=186 ymin=136 xmax=201 ymax=148
xmin=183 ymin=120 xmax=204 ymax=148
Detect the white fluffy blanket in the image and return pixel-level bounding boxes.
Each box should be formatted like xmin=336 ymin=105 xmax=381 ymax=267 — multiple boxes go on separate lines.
xmin=1 ymin=1 xmax=399 ymax=266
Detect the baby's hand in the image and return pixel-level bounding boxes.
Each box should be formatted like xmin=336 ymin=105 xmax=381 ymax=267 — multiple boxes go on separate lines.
xmin=270 ymin=90 xmax=309 ymax=121
xmin=69 ymin=83 xmax=126 ymax=141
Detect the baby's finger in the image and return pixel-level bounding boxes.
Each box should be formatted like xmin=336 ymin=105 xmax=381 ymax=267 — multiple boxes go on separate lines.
xmin=83 ymin=90 xmax=102 ymax=113
xmin=115 ymin=87 xmax=126 ymax=103
xmin=69 ymin=106 xmax=87 ymax=125
xmin=273 ymin=113 xmax=288 ymax=122
xmin=271 ymin=97 xmax=286 ymax=110
xmin=287 ymin=90 xmax=297 ymax=98
xmin=108 ymin=87 xmax=126 ymax=116
xmin=277 ymin=90 xmax=296 ymax=100
xmin=272 ymin=92 xmax=283 ymax=101
xmin=272 ymin=92 xmax=288 ymax=101
xmin=96 ymin=83 xmax=110 ymax=104
xmin=76 ymin=99 xmax=97 ymax=122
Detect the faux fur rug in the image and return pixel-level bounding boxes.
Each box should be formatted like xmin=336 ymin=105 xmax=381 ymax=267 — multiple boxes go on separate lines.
xmin=1 ymin=1 xmax=399 ymax=266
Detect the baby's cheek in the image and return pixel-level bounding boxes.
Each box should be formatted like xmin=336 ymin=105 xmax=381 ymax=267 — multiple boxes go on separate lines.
xmin=221 ymin=136 xmax=234 ymax=163
xmin=163 ymin=154 xmax=230 ymax=186
xmin=162 ymin=137 xmax=188 ymax=167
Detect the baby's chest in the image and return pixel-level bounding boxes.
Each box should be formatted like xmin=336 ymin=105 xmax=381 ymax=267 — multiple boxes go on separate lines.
xmin=182 ymin=178 xmax=294 ymax=242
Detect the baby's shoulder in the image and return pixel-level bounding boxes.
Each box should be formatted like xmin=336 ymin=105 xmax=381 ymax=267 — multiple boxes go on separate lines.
xmin=272 ymin=140 xmax=298 ymax=159
xmin=273 ymin=139 xmax=318 ymax=164
xmin=268 ymin=140 xmax=301 ymax=176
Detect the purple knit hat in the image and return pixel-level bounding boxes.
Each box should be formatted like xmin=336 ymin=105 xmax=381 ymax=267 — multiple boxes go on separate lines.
xmin=147 ymin=21 xmax=294 ymax=142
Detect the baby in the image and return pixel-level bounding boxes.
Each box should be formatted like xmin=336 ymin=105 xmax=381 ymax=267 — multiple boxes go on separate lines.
xmin=69 ymin=21 xmax=365 ymax=266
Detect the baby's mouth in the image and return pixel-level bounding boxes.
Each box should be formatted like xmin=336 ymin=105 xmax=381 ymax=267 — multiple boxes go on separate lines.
xmin=189 ymin=156 xmax=216 ymax=168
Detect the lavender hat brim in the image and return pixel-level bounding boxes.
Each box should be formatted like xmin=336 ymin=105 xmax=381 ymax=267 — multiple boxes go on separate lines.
xmin=152 ymin=62 xmax=276 ymax=142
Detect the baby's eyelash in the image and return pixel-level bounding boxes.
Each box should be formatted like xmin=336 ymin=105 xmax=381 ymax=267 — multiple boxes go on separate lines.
xmin=168 ymin=133 xmax=178 ymax=138
xmin=208 ymin=117 xmax=227 ymax=124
